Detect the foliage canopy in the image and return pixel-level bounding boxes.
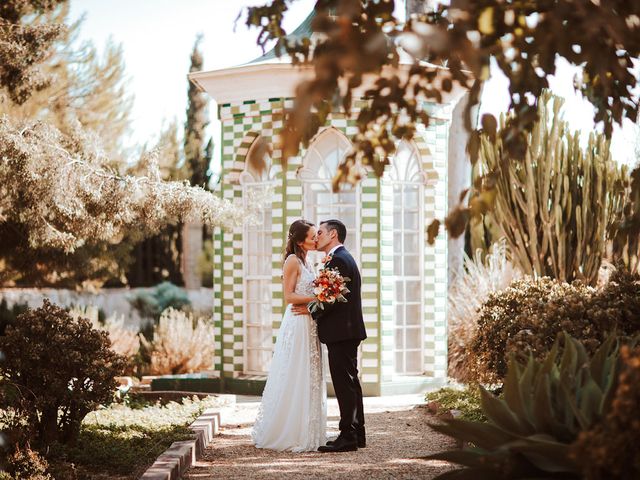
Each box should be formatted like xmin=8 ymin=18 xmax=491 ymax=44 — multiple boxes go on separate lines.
xmin=244 ymin=0 xmax=640 ymax=244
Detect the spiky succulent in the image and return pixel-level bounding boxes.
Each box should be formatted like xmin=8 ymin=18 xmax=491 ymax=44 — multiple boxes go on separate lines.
xmin=427 ymin=332 xmax=622 ymax=479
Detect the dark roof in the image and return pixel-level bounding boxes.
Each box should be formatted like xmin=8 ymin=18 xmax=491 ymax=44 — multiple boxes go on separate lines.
xmin=247 ymin=10 xmax=315 ymax=64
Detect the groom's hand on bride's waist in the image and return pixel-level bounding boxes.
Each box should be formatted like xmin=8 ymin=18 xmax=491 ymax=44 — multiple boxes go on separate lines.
xmin=291 ymin=304 xmax=309 ymax=315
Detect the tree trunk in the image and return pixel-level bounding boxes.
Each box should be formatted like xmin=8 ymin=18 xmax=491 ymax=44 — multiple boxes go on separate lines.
xmin=181 ymin=222 xmax=203 ymax=289
xmin=448 ymin=92 xmax=475 ymax=284
xmin=38 ymin=406 xmax=59 ymax=446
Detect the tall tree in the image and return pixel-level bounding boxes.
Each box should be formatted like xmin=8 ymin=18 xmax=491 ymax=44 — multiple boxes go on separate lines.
xmin=184 ymin=35 xmax=211 ymax=189
xmin=182 ymin=35 xmax=215 ymax=289
xmin=1 ymin=3 xmax=133 ymax=166
xmin=125 ymin=121 xmax=185 ymax=287
xmin=0 ymin=1 xmax=244 ymax=287
xmin=0 ymin=0 xmax=67 ymax=105
xmin=125 ymin=34 xmax=216 ymax=288
xmin=1 ymin=4 xmax=134 ymax=286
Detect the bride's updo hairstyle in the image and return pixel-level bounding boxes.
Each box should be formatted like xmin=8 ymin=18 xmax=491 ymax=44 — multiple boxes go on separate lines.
xmin=284 ymin=219 xmax=315 ymax=264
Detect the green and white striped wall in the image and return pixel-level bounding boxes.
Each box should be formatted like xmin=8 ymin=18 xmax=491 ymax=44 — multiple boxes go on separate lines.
xmin=212 ymin=96 xmax=450 ymax=396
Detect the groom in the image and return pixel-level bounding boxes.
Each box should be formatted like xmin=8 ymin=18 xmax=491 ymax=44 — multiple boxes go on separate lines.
xmin=313 ymin=219 xmax=367 ymax=452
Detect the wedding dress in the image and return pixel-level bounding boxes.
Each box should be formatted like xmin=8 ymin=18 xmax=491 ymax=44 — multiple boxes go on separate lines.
xmin=251 ymin=256 xmax=327 ymax=452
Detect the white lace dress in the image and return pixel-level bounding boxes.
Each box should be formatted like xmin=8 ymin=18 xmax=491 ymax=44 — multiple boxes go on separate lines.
xmin=251 ymin=257 xmax=327 ymax=452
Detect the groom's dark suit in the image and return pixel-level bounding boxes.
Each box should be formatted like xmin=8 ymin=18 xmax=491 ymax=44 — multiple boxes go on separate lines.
xmin=314 ymin=245 xmax=367 ymax=448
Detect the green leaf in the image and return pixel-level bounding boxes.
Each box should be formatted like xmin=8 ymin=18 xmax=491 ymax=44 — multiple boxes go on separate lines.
xmin=507 ymin=435 xmax=579 ymax=474
xmin=503 ymin=354 xmax=533 ymax=431
xmin=540 ymin=337 xmax=560 ymax=375
xmin=589 ymin=334 xmax=617 ymax=388
xmin=531 ymin=372 xmax=556 ymax=435
xmin=559 ymin=333 xmax=578 ymax=388
xmin=600 ymin=355 xmax=619 ymax=413
xmin=429 ymin=419 xmax=515 ymax=450
xmin=432 ymin=467 xmax=504 ymax=480
xmin=577 ymin=377 xmax=604 ymax=425
xmin=560 ymin=381 xmax=588 ymax=431
xmin=574 ymin=337 xmax=589 ymax=370
xmin=479 ymin=386 xmax=528 ymax=435
xmin=423 ymin=449 xmax=491 ymax=469
xmin=519 ymin=355 xmax=537 ymax=399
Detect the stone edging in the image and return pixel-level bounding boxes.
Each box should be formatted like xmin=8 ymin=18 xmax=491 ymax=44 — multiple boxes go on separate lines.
xmin=139 ymin=408 xmax=221 ymax=480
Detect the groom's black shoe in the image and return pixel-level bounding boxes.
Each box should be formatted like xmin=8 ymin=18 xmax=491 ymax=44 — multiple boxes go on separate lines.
xmin=318 ymin=436 xmax=358 ymax=453
xmin=326 ymin=428 xmax=366 ymax=448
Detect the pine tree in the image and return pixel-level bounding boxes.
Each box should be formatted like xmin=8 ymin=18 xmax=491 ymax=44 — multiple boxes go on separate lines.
xmin=1 ymin=3 xmax=133 ymax=166
xmin=0 ymin=3 xmax=241 ymax=288
xmin=184 ymin=35 xmax=211 ymax=189
xmin=181 ymin=35 xmax=214 ymax=289
xmin=0 ymin=0 xmax=66 ymax=104
xmin=0 ymin=3 xmax=135 ymax=286
xmin=133 ymin=35 xmax=212 ymax=288
xmin=124 ymin=121 xmax=185 ymax=287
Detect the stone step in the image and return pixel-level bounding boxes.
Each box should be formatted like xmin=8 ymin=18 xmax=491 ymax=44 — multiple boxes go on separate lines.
xmin=141 ymin=375 xmax=160 ymax=385
xmin=139 ymin=408 xmax=221 ymax=480
xmin=130 ymin=391 xmax=223 ymax=404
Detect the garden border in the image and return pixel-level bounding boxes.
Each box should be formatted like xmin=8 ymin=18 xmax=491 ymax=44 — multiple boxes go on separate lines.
xmin=139 ymin=407 xmax=221 ymax=480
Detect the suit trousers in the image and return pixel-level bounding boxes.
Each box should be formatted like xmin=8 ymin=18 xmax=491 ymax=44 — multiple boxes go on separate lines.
xmin=326 ymin=339 xmax=365 ymax=440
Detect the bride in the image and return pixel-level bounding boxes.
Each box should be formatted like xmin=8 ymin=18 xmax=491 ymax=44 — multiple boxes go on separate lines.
xmin=251 ymin=219 xmax=327 ymax=452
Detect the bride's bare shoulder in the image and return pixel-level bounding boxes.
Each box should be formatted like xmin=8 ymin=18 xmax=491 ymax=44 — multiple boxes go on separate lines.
xmin=283 ymin=254 xmax=300 ymax=273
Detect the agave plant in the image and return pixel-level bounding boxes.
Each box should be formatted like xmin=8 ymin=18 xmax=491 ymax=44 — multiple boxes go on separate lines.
xmin=427 ymin=332 xmax=621 ymax=479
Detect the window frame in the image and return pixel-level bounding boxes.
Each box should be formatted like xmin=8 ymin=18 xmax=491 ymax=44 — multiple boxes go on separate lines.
xmin=298 ymin=127 xmax=362 ymax=267
xmin=386 ymin=140 xmax=427 ymax=376
xmin=240 ymin=136 xmax=276 ymax=375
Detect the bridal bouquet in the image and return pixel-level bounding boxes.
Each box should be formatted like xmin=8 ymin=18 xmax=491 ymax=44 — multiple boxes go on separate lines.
xmin=307 ymin=267 xmax=350 ymax=314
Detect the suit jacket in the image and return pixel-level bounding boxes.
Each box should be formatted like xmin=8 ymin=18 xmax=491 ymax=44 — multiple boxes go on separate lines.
xmin=314 ymin=246 xmax=367 ymax=344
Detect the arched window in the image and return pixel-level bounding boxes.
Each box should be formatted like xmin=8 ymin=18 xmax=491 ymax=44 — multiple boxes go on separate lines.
xmin=240 ymin=136 xmax=275 ymax=374
xmin=387 ymin=140 xmax=425 ymax=375
xmin=298 ymin=128 xmax=360 ymax=264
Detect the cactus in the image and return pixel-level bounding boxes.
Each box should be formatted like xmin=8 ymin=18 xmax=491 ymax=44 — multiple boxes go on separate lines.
xmin=426 ymin=332 xmax=624 ymax=478
xmin=477 ymin=91 xmax=629 ymax=285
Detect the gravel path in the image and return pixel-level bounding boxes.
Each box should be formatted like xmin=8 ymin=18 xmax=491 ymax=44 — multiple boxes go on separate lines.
xmin=184 ymin=394 xmax=457 ymax=479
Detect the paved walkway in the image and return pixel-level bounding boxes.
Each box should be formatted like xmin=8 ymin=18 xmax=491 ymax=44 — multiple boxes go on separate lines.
xmin=184 ymin=394 xmax=457 ymax=479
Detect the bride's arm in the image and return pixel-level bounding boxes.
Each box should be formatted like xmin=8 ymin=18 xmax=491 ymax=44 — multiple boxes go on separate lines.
xmin=283 ymin=255 xmax=316 ymax=305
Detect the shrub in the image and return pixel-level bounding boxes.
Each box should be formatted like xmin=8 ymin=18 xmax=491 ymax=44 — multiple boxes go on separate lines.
xmin=0 ymin=300 xmax=126 ymax=446
xmin=448 ymin=240 xmax=521 ymax=381
xmin=468 ymin=268 xmax=640 ymax=382
xmin=570 ymin=345 xmax=640 ymax=480
xmin=139 ymin=308 xmax=215 ymax=375
xmin=69 ymin=305 xmax=140 ymax=358
xmin=424 ymin=386 xmax=486 ymax=423
xmin=468 ymin=277 xmax=591 ymax=382
xmin=3 ymin=445 xmax=52 ymax=480
xmin=130 ymin=281 xmax=191 ymax=320
xmin=427 ymin=332 xmax=625 ymax=479
xmin=67 ymin=303 xmax=106 ymax=323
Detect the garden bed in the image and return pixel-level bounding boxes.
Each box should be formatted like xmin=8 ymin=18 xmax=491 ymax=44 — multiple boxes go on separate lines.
xmin=425 ymin=386 xmax=487 ymax=423
xmin=46 ymin=395 xmax=226 ymax=479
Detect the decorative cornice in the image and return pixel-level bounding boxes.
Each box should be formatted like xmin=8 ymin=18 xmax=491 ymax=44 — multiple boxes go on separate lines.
xmin=189 ymin=62 xmax=467 ymax=108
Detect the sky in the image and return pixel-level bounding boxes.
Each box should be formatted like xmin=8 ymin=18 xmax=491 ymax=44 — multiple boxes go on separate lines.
xmin=69 ymin=0 xmax=317 ymax=158
xmin=69 ymin=0 xmax=638 ymax=171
